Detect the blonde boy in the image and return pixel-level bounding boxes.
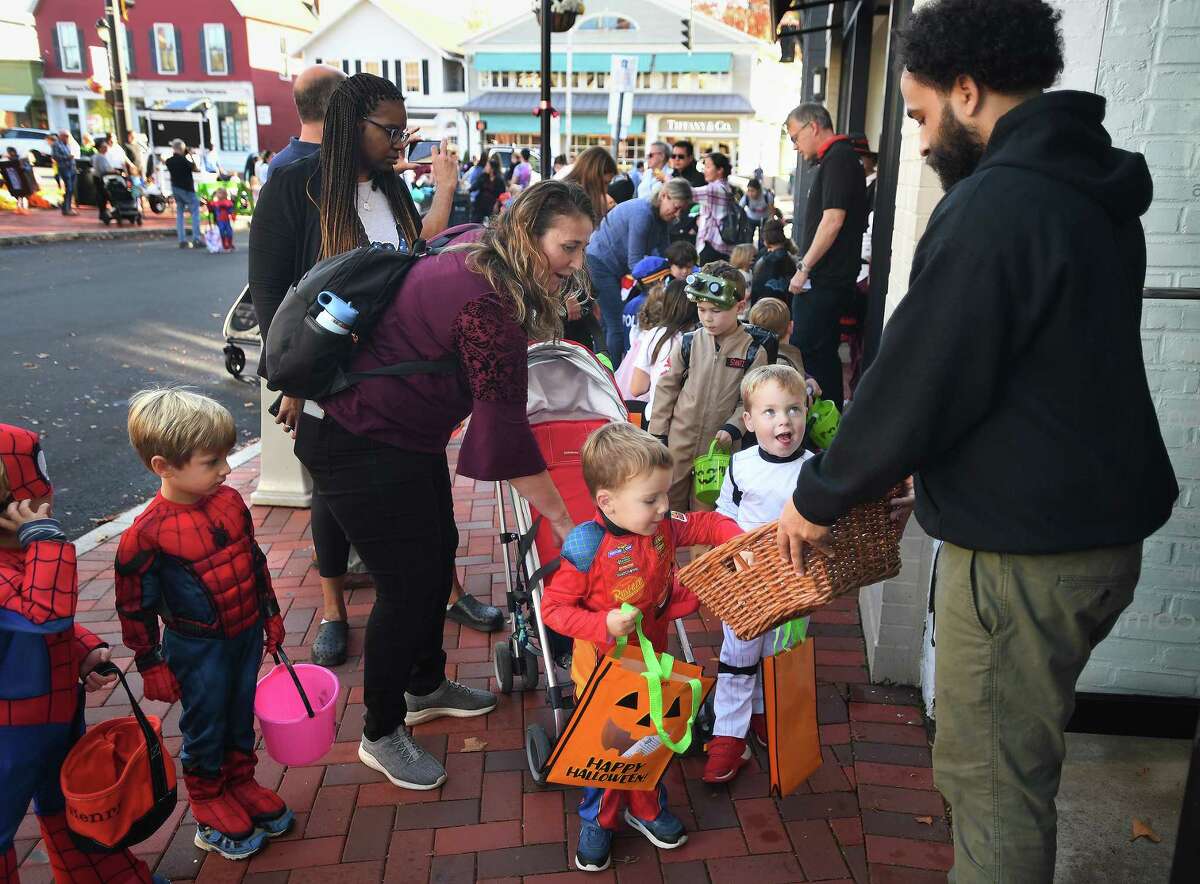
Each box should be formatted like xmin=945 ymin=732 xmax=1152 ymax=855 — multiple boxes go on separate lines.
xmin=647 ymin=261 xmax=770 ymax=511
xmin=748 ymin=297 xmax=808 ymax=377
xmin=116 ymin=389 xmax=289 ymax=861
xmin=540 ymin=422 xmax=741 ymax=873
xmin=702 ymin=365 xmax=814 ymax=783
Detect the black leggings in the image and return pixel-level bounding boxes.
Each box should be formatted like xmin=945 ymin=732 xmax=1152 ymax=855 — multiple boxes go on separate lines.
xmin=300 ymin=412 xmax=351 ymax=579
xmin=295 ymin=415 xmax=457 ymax=740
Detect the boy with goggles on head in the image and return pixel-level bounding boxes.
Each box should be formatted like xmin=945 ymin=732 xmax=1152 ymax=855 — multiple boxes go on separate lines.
xmin=647 ymin=262 xmax=769 ymax=512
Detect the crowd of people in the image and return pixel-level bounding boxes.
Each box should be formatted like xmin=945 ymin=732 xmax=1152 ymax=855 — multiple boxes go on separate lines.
xmin=1 ymin=1 xmax=1181 ymax=882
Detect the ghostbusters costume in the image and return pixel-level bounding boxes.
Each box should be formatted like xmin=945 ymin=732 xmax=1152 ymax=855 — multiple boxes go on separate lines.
xmin=541 ymin=509 xmax=740 ymax=834
xmin=0 ymin=424 xmax=159 ymax=884
xmin=115 ymin=484 xmax=290 ymax=859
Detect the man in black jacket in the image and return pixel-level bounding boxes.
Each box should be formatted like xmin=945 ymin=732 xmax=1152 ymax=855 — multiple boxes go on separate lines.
xmin=776 ymin=1 xmax=1178 ymax=881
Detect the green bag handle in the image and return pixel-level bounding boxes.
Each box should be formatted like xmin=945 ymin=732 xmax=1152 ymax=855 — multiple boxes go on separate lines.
xmin=612 ymin=603 xmax=702 ymax=754
xmin=772 ymin=617 xmax=809 ymax=655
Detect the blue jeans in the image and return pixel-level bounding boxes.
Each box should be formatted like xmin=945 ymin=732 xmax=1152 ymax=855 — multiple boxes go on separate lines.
xmin=163 ymin=625 xmax=262 ymax=775
xmin=60 ymin=172 xmax=76 ymax=214
xmin=586 ymin=254 xmax=627 ymax=367
xmin=174 ymin=188 xmax=202 ymax=243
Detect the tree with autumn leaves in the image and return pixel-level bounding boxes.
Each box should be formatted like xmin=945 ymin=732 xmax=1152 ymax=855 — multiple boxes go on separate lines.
xmin=694 ymin=0 xmax=774 ymax=41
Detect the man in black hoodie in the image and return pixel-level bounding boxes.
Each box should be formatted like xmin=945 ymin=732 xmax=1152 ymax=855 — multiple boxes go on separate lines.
xmin=775 ymin=1 xmax=1178 ymax=880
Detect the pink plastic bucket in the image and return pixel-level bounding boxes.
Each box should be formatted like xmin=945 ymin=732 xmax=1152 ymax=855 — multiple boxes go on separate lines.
xmin=254 ymin=661 xmax=340 ymax=766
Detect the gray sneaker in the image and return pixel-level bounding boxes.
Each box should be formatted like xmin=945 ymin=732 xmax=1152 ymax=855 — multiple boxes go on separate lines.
xmin=358 ymin=726 xmax=446 ymax=790
xmin=404 ymin=679 xmax=497 ymax=726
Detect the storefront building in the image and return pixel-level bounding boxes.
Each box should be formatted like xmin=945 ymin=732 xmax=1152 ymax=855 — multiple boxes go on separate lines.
xmin=459 ymin=0 xmax=799 ymax=175
xmin=32 ymin=0 xmax=315 ymax=157
xmin=0 ymin=11 xmax=46 ymax=128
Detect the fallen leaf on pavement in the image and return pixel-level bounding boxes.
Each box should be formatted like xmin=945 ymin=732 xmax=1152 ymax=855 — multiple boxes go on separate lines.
xmin=1130 ymin=818 xmax=1161 ymax=843
xmin=914 ymin=816 xmax=933 ymax=825
xmin=461 ymin=737 xmax=488 ymax=752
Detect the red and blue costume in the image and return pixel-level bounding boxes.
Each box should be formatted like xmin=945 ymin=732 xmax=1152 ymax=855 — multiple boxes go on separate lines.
xmin=115 ymin=484 xmax=290 ymax=854
xmin=541 ymin=509 xmax=740 ymax=832
xmin=208 ymin=198 xmax=236 ymax=250
xmin=0 ymin=424 xmax=156 ymax=883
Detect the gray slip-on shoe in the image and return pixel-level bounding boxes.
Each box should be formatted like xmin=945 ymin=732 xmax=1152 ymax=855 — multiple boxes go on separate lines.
xmin=358 ymin=726 xmax=446 ymax=790
xmin=404 ymin=679 xmax=497 ymax=726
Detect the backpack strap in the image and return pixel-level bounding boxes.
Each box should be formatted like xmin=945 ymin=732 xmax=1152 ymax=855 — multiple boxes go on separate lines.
xmin=680 ymin=331 xmax=695 ymax=374
xmin=560 ymin=521 xmax=606 ymax=573
xmin=742 ymin=323 xmax=779 ymax=367
xmin=346 ymin=360 xmax=458 ymax=382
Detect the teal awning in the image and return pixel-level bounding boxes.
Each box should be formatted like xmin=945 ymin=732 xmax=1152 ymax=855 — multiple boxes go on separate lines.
xmin=480 ymin=113 xmax=644 ymax=136
xmin=473 ymin=52 xmax=730 ymax=74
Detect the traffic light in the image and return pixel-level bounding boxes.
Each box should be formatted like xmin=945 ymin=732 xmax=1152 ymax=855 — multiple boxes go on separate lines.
xmin=681 ymin=18 xmax=692 ymax=51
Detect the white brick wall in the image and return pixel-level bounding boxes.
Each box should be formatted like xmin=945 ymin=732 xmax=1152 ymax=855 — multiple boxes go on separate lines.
xmin=1074 ymin=0 xmax=1200 ymax=698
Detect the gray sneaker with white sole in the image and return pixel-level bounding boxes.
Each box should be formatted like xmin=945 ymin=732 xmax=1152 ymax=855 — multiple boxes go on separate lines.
xmin=404 ymin=679 xmax=497 ymax=726
xmin=358 ymin=726 xmax=446 ymax=790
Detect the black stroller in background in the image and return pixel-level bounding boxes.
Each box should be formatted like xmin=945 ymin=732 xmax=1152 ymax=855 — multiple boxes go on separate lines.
xmin=101 ymin=174 xmax=143 ymax=226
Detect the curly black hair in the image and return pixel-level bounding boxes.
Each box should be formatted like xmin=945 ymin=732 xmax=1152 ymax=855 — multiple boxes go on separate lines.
xmin=896 ymin=0 xmax=1064 ymax=94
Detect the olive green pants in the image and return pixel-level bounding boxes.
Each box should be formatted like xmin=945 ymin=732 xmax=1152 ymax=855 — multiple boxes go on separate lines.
xmin=932 ymin=540 xmax=1142 ymax=884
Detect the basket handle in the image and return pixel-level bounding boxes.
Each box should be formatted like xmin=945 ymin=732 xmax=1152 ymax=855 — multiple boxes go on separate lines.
xmin=92 ymin=661 xmax=172 ymax=805
xmin=273 ymin=647 xmax=316 ymax=719
xmin=612 ymin=604 xmax=701 ymax=754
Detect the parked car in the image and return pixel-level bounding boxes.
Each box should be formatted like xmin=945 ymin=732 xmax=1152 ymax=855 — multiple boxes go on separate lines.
xmin=0 ymin=127 xmax=78 ymax=167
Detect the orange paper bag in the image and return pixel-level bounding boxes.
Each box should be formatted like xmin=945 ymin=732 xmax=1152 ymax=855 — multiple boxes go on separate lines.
xmin=545 ymin=605 xmax=714 ymax=791
xmin=762 ymin=620 xmax=821 ymax=797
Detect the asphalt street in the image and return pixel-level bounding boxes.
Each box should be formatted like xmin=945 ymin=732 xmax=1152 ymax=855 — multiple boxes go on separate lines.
xmin=0 ymin=237 xmax=261 ymax=538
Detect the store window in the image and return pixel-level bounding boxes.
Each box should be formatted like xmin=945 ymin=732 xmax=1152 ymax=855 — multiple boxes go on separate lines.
xmin=153 ymin=23 xmax=178 ymax=75
xmin=617 ymin=135 xmax=645 ymax=164
xmin=443 ymin=59 xmax=465 ymax=92
xmin=203 ymin=24 xmax=228 ymax=75
xmin=216 ymin=102 xmax=251 ymax=153
xmin=364 ymin=60 xmax=381 ymax=76
xmin=404 ymin=61 xmax=421 ymax=93
xmin=56 ymin=23 xmax=82 ymax=73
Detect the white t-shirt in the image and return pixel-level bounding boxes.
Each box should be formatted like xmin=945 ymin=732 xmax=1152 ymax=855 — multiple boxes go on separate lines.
xmin=357 ymin=180 xmax=400 ymax=248
xmin=716 ymin=446 xmax=814 ymax=530
xmin=636 ymin=327 xmax=681 ymax=420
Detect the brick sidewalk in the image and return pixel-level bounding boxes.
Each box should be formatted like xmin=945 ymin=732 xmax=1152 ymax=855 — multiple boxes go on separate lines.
xmin=15 ymin=444 xmax=951 ymax=883
xmin=0 ymin=206 xmax=177 ymax=244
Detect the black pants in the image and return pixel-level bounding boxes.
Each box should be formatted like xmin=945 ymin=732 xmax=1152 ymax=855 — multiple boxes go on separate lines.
xmin=299 ymin=412 xmax=351 ymax=579
xmin=295 ymin=415 xmax=457 ymax=740
xmin=698 ymin=243 xmax=729 ymax=265
xmin=791 ymin=282 xmax=847 ymax=410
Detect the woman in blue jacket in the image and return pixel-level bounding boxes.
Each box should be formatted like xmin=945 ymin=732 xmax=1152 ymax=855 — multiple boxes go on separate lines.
xmin=585 ymin=177 xmax=693 ymax=366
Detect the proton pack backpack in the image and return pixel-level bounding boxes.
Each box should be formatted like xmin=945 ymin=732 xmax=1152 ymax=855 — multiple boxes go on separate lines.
xmin=264 ymin=227 xmax=477 ymax=400
xmin=679 ymin=323 xmax=779 ymax=375
xmin=719 ymin=198 xmax=755 ymax=247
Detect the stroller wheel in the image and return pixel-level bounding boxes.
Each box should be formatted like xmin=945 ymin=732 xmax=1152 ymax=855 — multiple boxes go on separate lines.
xmin=520 ymin=643 xmax=540 ymax=692
xmin=525 ymin=724 xmax=551 ymax=785
xmin=493 ymin=641 xmax=514 ymax=695
xmin=223 ymin=346 xmax=246 ymax=378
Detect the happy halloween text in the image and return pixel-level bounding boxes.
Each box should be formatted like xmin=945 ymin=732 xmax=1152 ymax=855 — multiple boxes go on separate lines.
xmin=563 ymin=757 xmax=650 ymax=784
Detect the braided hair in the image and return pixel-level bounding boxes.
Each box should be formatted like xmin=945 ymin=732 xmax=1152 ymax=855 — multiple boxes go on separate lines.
xmin=317 ymin=73 xmax=420 ymax=260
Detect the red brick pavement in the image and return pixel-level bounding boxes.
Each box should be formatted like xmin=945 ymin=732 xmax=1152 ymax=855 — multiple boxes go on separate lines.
xmin=16 ymin=444 xmax=950 ymax=883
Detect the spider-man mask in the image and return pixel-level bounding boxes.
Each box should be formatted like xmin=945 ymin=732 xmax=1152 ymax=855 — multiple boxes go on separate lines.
xmin=0 ymin=423 xmax=52 ymax=503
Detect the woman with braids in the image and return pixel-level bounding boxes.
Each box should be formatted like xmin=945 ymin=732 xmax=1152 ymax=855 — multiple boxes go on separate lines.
xmin=289 ymin=180 xmax=592 ymax=790
xmin=249 ymin=73 xmax=501 ymax=673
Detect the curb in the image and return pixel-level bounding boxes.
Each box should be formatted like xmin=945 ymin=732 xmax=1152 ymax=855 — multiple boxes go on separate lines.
xmin=72 ymin=441 xmax=262 ymax=556
xmin=0 ymin=226 xmax=177 ymax=248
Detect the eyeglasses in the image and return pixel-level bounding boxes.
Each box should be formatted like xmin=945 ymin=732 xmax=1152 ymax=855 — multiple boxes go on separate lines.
xmin=671 ymin=153 xmax=688 ymax=160
xmin=363 ymin=118 xmax=412 ymax=146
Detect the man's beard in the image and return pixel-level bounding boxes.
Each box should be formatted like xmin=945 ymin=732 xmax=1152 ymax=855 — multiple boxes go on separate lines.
xmin=927 ymin=105 xmax=985 ymax=191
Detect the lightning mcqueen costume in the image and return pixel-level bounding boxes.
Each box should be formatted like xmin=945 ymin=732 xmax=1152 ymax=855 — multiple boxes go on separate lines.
xmin=114 ymin=483 xmax=290 ymax=852
xmin=541 ymin=509 xmax=740 ymax=831
xmin=0 ymin=424 xmax=156 ymax=884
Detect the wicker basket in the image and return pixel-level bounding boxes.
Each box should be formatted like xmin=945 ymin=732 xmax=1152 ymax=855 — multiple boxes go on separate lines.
xmin=677 ymin=488 xmax=905 ymax=640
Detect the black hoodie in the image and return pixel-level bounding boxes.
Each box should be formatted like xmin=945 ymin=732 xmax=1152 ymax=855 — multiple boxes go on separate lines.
xmin=794 ymin=91 xmax=1178 ymax=554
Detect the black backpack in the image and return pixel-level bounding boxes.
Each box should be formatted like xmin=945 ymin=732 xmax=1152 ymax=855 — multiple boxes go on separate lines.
xmin=680 ymin=322 xmax=778 ymax=374
xmin=264 ymin=228 xmax=475 ymax=400
xmin=719 ymin=198 xmax=755 ymax=247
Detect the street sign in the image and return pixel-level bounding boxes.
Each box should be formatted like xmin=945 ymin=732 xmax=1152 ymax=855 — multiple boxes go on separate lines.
xmin=606 ymin=92 xmax=634 ymax=130
xmin=609 ymin=55 xmax=638 ymax=93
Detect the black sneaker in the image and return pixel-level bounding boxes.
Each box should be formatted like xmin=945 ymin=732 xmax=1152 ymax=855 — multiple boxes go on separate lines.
xmin=446 ymin=594 xmax=504 ymax=633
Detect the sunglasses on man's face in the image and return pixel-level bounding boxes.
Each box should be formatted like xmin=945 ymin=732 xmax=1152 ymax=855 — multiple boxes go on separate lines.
xmin=363 ymin=118 xmax=412 ymax=146
xmin=671 ymin=153 xmax=688 ymax=160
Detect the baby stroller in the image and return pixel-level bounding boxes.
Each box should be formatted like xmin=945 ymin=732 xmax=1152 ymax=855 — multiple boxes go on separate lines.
xmin=491 ymin=340 xmax=706 ymax=784
xmin=221 ymin=285 xmax=260 ymax=378
xmin=102 ymin=174 xmax=143 ymax=226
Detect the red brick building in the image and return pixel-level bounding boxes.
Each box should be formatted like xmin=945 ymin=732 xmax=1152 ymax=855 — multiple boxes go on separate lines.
xmin=33 ymin=0 xmax=316 ymax=157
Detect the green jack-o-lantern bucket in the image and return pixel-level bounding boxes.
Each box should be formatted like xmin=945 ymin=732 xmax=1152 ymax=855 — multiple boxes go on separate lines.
xmin=807 ymin=398 xmax=841 ymax=449
xmin=693 ymin=441 xmax=731 ymax=505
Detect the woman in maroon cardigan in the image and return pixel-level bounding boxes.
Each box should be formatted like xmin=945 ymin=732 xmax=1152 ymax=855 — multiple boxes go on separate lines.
xmin=295 ymin=180 xmax=595 ymax=791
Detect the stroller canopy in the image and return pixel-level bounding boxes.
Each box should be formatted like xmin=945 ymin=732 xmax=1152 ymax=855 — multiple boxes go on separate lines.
xmin=527 ymin=340 xmax=627 ymax=427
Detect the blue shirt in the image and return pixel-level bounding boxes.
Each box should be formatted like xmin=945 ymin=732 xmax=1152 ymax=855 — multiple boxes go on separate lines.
xmin=585 ymin=197 xmax=669 ymax=277
xmin=51 ymin=140 xmax=75 ymax=175
xmin=264 ymin=137 xmax=320 ymax=184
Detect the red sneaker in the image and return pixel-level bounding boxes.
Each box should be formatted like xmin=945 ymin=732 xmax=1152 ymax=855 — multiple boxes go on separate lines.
xmin=702 ymin=736 xmax=751 ymax=783
xmin=749 ymin=713 xmax=768 ymax=749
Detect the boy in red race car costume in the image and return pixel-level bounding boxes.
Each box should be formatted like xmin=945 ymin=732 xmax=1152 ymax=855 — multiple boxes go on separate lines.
xmin=540 ymin=422 xmax=742 ymax=873
xmin=115 ymin=389 xmax=290 ymax=862
xmin=0 ymin=424 xmax=165 ymax=884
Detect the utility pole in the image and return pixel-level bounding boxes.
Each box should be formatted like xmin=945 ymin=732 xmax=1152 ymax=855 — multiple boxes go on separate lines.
xmin=538 ymin=0 xmax=552 ymax=179
xmin=99 ymin=0 xmax=133 ymax=145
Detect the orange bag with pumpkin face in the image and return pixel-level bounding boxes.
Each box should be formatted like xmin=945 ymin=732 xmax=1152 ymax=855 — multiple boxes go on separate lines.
xmin=762 ymin=620 xmax=821 ymax=797
xmin=545 ymin=606 xmax=714 ymax=791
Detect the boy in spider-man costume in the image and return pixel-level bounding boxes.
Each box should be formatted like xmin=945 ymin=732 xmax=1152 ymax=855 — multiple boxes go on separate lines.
xmin=540 ymin=423 xmax=743 ymax=874
xmin=115 ymin=390 xmax=290 ymax=862
xmin=0 ymin=424 xmax=166 ymax=884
